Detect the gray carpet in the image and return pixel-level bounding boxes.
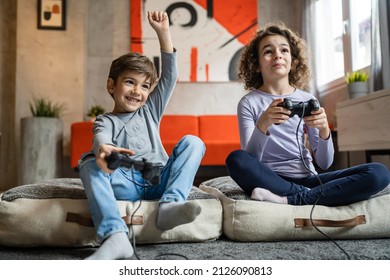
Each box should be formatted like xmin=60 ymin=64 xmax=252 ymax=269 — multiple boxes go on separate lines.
xmin=1 ymin=236 xmax=389 ymax=260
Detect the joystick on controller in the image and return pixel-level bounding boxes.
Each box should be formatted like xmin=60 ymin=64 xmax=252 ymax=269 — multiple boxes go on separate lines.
xmin=105 ymin=152 xmax=162 ymax=185
xmin=277 ymin=98 xmax=320 ymax=118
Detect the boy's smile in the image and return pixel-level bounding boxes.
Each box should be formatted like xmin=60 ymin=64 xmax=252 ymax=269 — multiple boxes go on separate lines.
xmin=108 ymin=70 xmax=152 ymax=113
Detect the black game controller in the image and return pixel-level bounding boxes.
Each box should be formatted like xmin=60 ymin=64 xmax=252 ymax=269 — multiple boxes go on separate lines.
xmin=105 ymin=152 xmax=162 ymax=185
xmin=277 ymin=98 xmax=320 ymax=118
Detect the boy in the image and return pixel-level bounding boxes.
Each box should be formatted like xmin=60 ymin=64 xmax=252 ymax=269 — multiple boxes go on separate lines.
xmin=79 ymin=11 xmax=205 ymax=260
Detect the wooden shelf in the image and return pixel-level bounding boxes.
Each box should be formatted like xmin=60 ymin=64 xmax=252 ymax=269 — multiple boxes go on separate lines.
xmin=336 ymin=88 xmax=390 ymax=152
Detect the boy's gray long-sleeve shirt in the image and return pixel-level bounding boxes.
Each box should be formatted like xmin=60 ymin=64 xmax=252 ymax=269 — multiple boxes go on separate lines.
xmin=82 ymin=50 xmax=177 ymax=166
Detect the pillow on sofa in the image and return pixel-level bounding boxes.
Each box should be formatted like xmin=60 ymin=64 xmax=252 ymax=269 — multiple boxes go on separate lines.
xmin=199 ymin=176 xmax=390 ymax=241
xmin=0 ymin=178 xmax=222 ymax=247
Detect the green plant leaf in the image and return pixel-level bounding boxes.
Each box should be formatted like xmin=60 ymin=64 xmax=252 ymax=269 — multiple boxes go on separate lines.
xmin=87 ymin=105 xmax=105 ymax=117
xmin=345 ymin=71 xmax=369 ymax=83
xmin=30 ymin=98 xmax=65 ymax=118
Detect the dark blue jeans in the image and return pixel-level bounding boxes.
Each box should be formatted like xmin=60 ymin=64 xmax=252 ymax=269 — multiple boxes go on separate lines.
xmin=226 ymin=150 xmax=390 ymax=206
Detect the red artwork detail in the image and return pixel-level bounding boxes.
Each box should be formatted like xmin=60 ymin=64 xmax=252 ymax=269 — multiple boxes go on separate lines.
xmin=205 ymin=64 xmax=209 ymax=82
xmin=190 ymin=47 xmax=198 ymax=82
xmin=52 ymin=5 xmax=60 ymax=14
xmin=129 ymin=0 xmax=258 ymax=82
xmin=130 ymin=0 xmax=143 ymax=53
xmin=193 ymin=0 xmax=257 ymax=45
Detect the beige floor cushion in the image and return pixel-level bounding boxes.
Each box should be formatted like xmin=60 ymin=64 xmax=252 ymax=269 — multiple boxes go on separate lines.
xmin=199 ymin=176 xmax=390 ymax=241
xmin=0 ymin=178 xmax=222 ymax=247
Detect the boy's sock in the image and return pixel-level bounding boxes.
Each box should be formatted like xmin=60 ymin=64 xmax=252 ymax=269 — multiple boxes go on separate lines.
xmin=251 ymin=187 xmax=288 ymax=204
xmin=156 ymin=201 xmax=202 ymax=231
xmin=85 ymin=232 xmax=133 ymax=260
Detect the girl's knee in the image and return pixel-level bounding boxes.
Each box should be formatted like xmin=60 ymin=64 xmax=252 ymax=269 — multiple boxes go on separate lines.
xmin=367 ymin=163 xmax=390 ymax=190
xmin=226 ymin=150 xmax=253 ymax=177
xmin=226 ymin=150 xmax=239 ymax=163
xmin=226 ymin=150 xmax=247 ymax=167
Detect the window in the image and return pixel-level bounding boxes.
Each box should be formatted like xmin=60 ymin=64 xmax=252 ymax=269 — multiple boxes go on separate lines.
xmin=313 ymin=0 xmax=371 ymax=88
xmin=314 ymin=0 xmax=344 ymax=87
xmin=350 ymin=1 xmax=371 ymax=70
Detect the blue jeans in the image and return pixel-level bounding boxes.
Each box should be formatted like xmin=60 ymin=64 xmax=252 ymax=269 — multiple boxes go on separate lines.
xmin=226 ymin=150 xmax=390 ymax=206
xmin=79 ymin=135 xmax=205 ymax=240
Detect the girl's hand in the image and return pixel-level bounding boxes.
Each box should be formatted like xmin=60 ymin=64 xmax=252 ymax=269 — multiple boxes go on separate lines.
xmin=96 ymin=144 xmax=135 ymax=174
xmin=256 ymin=98 xmax=291 ymax=134
xmin=304 ymin=107 xmax=330 ymax=139
xmin=148 ymin=11 xmax=169 ymax=32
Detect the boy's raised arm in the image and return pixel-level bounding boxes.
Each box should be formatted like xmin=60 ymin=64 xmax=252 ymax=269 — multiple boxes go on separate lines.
xmin=147 ymin=11 xmax=173 ymax=53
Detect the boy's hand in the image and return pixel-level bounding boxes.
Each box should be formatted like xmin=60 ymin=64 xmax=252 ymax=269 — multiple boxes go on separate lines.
xmin=148 ymin=11 xmax=169 ymax=32
xmin=147 ymin=11 xmax=173 ymax=53
xmin=96 ymin=144 xmax=135 ymax=174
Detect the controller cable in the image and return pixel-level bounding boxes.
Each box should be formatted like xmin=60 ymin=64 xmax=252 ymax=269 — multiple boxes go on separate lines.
xmin=124 ymin=167 xmax=189 ymax=260
xmin=295 ymin=102 xmax=351 ymax=260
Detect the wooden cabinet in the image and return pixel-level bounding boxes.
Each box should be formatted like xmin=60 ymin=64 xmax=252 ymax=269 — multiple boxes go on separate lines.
xmin=336 ymin=89 xmax=390 ymax=152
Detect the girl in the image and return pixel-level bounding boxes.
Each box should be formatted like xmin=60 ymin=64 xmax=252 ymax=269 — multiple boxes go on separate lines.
xmin=226 ymin=23 xmax=390 ymax=206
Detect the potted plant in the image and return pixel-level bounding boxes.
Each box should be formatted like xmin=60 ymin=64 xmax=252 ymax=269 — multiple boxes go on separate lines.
xmin=345 ymin=71 xmax=369 ymax=99
xmin=20 ymin=97 xmax=66 ymax=184
xmin=87 ymin=105 xmax=105 ymax=122
xmin=29 ymin=98 xmax=65 ymax=118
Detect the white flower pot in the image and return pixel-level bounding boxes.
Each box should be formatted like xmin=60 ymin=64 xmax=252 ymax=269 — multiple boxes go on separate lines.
xmin=20 ymin=117 xmax=63 ymax=184
xmin=348 ymin=82 xmax=368 ymax=99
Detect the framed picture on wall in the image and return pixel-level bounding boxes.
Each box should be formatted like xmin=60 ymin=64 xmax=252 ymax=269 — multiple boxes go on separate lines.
xmin=37 ymin=0 xmax=66 ymax=30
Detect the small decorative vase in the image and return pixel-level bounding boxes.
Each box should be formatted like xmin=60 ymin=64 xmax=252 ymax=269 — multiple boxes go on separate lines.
xmin=348 ymin=81 xmax=368 ymax=99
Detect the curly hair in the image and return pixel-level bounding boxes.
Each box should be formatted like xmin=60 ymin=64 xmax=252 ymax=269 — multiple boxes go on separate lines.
xmin=238 ymin=22 xmax=310 ymax=91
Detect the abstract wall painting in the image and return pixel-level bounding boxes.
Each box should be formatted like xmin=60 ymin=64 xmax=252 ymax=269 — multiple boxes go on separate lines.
xmin=130 ymin=0 xmax=258 ymax=82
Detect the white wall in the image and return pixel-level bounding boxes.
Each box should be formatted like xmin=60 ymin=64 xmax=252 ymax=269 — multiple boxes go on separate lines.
xmin=166 ymin=82 xmax=246 ymax=115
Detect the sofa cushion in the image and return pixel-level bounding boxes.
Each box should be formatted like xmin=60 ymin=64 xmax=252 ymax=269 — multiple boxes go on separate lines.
xmin=160 ymin=115 xmax=199 ymax=155
xmin=70 ymin=122 xmax=94 ymax=168
xmin=198 ymin=115 xmax=240 ymax=165
xmin=70 ymin=115 xmax=240 ymax=168
xmin=200 ymin=176 xmax=390 ymax=241
xmin=0 ymin=178 xmax=223 ymax=247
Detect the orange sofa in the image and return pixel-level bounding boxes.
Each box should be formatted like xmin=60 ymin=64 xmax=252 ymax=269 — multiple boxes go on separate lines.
xmin=70 ymin=115 xmax=240 ymax=168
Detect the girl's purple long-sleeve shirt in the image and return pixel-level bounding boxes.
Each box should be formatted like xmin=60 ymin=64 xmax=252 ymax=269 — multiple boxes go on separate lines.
xmin=237 ymin=89 xmax=334 ymax=178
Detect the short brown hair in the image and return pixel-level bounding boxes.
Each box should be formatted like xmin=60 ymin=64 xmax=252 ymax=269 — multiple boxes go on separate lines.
xmin=238 ymin=22 xmax=310 ymax=91
xmin=108 ymin=52 xmax=158 ymax=86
